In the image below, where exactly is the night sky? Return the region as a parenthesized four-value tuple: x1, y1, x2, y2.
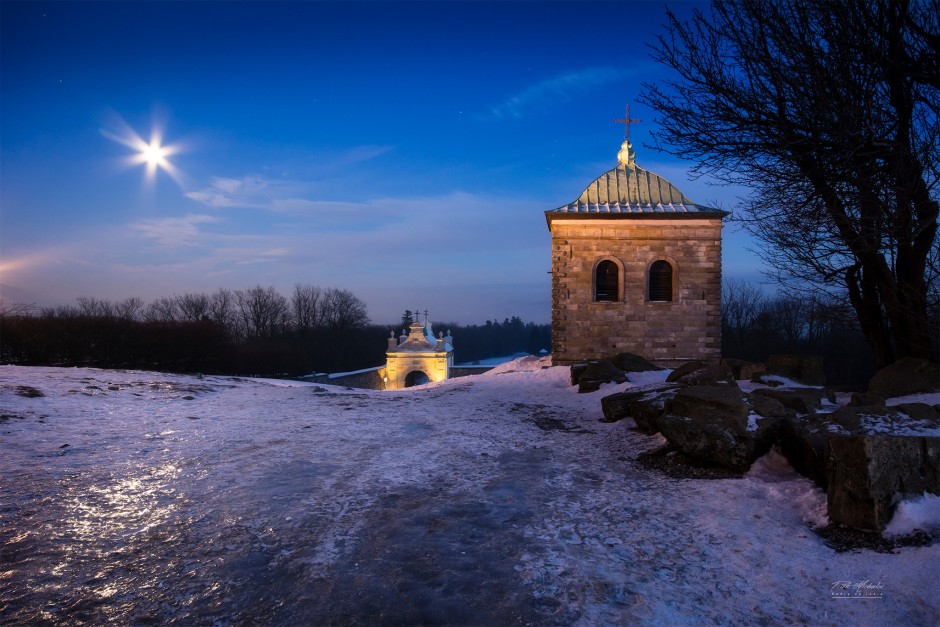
(1, 1, 757, 324)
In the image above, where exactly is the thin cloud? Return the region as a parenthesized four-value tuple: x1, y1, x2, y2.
(130, 214, 220, 247)
(485, 67, 634, 120)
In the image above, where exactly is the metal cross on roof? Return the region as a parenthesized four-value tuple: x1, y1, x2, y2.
(613, 105, 642, 141)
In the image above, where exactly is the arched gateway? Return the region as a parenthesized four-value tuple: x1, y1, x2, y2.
(383, 316, 454, 390)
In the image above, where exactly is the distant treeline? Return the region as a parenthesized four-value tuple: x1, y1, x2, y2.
(720, 279, 939, 387)
(0, 286, 550, 377)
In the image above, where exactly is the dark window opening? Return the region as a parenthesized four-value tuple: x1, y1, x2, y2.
(595, 260, 619, 302)
(649, 260, 673, 302)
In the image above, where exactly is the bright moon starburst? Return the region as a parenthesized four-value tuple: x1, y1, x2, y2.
(101, 115, 185, 186)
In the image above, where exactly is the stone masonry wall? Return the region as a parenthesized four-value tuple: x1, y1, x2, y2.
(550, 218, 723, 366)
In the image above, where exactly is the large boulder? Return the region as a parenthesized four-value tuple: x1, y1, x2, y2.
(751, 387, 830, 414)
(600, 383, 681, 432)
(610, 352, 661, 373)
(777, 414, 842, 489)
(656, 384, 781, 471)
(720, 358, 766, 381)
(666, 362, 736, 387)
(827, 403, 940, 433)
(777, 403, 940, 529)
(766, 354, 826, 386)
(868, 357, 939, 397)
(576, 360, 627, 393)
(827, 435, 940, 531)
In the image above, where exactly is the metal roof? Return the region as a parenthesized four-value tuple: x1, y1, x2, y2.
(545, 140, 727, 222)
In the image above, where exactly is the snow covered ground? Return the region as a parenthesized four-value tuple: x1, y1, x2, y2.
(1, 359, 938, 625)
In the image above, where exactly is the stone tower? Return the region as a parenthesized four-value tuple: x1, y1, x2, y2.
(545, 138, 727, 367)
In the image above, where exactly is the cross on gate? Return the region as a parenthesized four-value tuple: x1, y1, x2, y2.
(613, 105, 642, 141)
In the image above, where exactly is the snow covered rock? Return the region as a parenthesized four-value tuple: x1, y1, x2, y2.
(868, 357, 939, 398)
(777, 415, 839, 489)
(751, 387, 831, 414)
(575, 360, 627, 393)
(665, 361, 736, 387)
(765, 354, 825, 386)
(599, 383, 680, 430)
(656, 384, 781, 471)
(778, 404, 940, 531)
(827, 435, 940, 532)
(609, 352, 660, 373)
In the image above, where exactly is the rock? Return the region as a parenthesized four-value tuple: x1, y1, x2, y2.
(827, 404, 940, 434)
(868, 357, 939, 397)
(570, 363, 589, 386)
(665, 362, 736, 386)
(848, 392, 885, 407)
(666, 361, 707, 382)
(720, 358, 766, 381)
(777, 415, 844, 489)
(610, 352, 661, 373)
(751, 387, 828, 414)
(576, 360, 627, 393)
(894, 403, 940, 423)
(655, 384, 778, 471)
(827, 435, 940, 531)
(656, 410, 781, 472)
(746, 393, 792, 419)
(766, 354, 826, 386)
(667, 384, 749, 429)
(740, 362, 768, 381)
(719, 358, 746, 378)
(600, 384, 681, 431)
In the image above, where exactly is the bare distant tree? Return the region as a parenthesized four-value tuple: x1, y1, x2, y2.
(114, 297, 144, 321)
(175, 292, 211, 323)
(322, 288, 369, 330)
(208, 288, 236, 332)
(291, 284, 324, 332)
(234, 285, 289, 339)
(0, 300, 35, 316)
(142, 297, 180, 323)
(721, 279, 765, 338)
(77, 297, 115, 318)
(641, 0, 939, 367)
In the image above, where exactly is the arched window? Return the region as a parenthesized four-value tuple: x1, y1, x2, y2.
(595, 260, 619, 302)
(648, 260, 673, 302)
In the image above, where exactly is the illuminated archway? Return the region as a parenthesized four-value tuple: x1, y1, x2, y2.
(404, 370, 431, 387)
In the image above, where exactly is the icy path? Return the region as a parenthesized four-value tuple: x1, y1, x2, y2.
(1, 361, 938, 625)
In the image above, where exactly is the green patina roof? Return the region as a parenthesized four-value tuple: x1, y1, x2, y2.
(546, 141, 727, 220)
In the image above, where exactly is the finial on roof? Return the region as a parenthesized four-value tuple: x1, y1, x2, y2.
(617, 140, 636, 166)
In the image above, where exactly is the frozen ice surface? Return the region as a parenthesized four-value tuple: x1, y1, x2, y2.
(1, 361, 938, 625)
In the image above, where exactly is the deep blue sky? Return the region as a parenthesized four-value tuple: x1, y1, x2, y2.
(1, 1, 757, 324)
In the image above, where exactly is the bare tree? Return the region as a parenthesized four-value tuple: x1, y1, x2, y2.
(291, 284, 324, 332)
(721, 278, 765, 339)
(208, 288, 236, 333)
(641, 0, 939, 367)
(234, 285, 289, 339)
(142, 297, 180, 323)
(0, 301, 35, 316)
(175, 292, 211, 323)
(77, 297, 115, 318)
(322, 288, 369, 330)
(114, 297, 144, 321)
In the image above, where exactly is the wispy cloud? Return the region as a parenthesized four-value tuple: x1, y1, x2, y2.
(130, 214, 221, 247)
(485, 67, 634, 120)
